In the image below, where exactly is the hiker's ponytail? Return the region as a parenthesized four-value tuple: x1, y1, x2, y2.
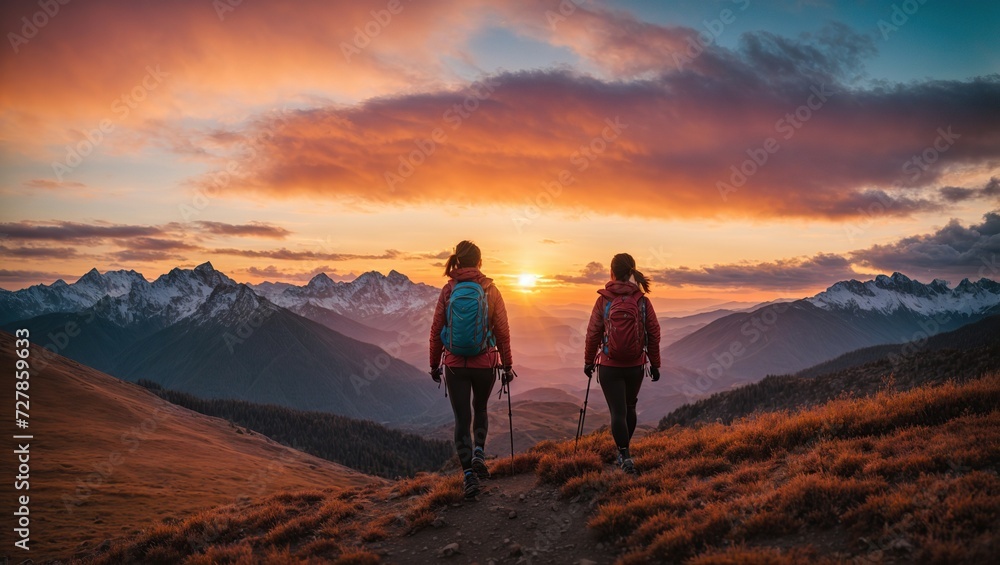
(610, 252, 651, 293)
(631, 267, 651, 294)
(443, 240, 482, 277)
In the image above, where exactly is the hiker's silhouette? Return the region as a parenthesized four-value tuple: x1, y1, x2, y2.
(583, 252, 661, 475)
(429, 240, 514, 498)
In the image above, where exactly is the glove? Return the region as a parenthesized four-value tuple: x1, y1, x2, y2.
(501, 365, 514, 385)
(430, 366, 443, 384)
(650, 367, 660, 382)
(584, 364, 595, 378)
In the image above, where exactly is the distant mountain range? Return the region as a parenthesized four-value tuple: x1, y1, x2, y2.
(3, 265, 997, 423)
(660, 313, 1000, 428)
(252, 270, 440, 368)
(664, 272, 1000, 393)
(0, 263, 441, 423)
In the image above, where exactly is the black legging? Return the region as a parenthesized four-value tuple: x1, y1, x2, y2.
(445, 366, 496, 470)
(598, 365, 644, 451)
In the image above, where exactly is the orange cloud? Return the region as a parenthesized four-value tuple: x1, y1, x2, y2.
(0, 0, 482, 155)
(197, 68, 1000, 220)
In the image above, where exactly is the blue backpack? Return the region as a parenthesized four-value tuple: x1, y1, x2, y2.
(441, 281, 494, 356)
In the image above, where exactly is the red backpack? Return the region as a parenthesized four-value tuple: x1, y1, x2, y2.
(601, 293, 647, 361)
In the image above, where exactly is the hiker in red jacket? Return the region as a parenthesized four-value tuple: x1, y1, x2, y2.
(429, 240, 514, 498)
(584, 253, 661, 475)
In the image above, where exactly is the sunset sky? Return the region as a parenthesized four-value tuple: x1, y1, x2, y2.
(1, 0, 998, 305)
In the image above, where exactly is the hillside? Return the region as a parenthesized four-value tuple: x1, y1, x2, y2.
(659, 315, 1000, 428)
(84, 373, 1000, 563)
(138, 381, 453, 479)
(0, 330, 376, 562)
(796, 313, 1000, 378)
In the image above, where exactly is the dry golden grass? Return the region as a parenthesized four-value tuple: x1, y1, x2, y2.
(0, 333, 376, 561)
(569, 373, 1000, 563)
(81, 373, 999, 563)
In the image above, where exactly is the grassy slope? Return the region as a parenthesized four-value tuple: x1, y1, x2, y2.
(88, 373, 1000, 564)
(0, 332, 377, 562)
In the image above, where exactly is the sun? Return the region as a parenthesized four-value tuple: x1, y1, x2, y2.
(517, 274, 538, 288)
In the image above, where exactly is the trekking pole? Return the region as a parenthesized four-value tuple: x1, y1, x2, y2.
(500, 368, 516, 475)
(575, 373, 593, 451)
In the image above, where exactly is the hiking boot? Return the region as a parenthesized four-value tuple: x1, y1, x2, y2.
(463, 472, 481, 498)
(617, 453, 638, 476)
(471, 449, 491, 480)
(620, 457, 638, 475)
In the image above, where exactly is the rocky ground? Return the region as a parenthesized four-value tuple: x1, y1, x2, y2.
(374, 472, 618, 565)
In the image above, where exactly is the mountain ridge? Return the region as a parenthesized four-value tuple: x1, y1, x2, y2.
(664, 272, 1000, 390)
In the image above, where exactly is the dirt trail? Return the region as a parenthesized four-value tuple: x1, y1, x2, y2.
(373, 472, 619, 564)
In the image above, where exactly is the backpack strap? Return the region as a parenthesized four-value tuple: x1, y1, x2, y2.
(601, 298, 612, 355)
(640, 294, 648, 352)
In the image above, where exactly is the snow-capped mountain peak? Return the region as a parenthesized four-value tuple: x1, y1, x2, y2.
(193, 283, 275, 325)
(306, 273, 336, 291)
(0, 267, 148, 324)
(808, 273, 1000, 316)
(386, 269, 411, 285)
(265, 270, 439, 321)
(1, 263, 438, 328)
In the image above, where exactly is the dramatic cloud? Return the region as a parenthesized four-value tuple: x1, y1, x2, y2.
(212, 248, 404, 262)
(851, 210, 1000, 280)
(938, 178, 1000, 203)
(0, 245, 78, 259)
(21, 179, 87, 190)
(0, 221, 162, 242)
(205, 65, 1000, 220)
(553, 261, 607, 284)
(193, 221, 291, 239)
(635, 212, 1000, 291)
(0, 269, 76, 286)
(243, 265, 357, 283)
(653, 253, 864, 291)
(111, 249, 188, 263)
(0, 0, 480, 154)
(0, 220, 291, 244)
(118, 237, 200, 252)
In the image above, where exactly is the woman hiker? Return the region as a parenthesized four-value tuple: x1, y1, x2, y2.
(584, 253, 662, 475)
(429, 240, 514, 498)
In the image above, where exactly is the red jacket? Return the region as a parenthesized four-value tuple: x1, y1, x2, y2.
(429, 267, 513, 369)
(584, 280, 661, 368)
